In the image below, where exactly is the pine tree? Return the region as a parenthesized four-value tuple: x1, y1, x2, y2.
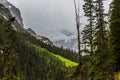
(81, 26, 91, 54)
(110, 0, 120, 72)
(82, 0, 95, 62)
(88, 0, 115, 80)
(82, 0, 95, 79)
(83, 0, 94, 55)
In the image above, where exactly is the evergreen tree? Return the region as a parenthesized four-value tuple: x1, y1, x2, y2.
(82, 1, 96, 79)
(81, 26, 90, 55)
(83, 0, 95, 55)
(88, 0, 115, 80)
(110, 0, 120, 72)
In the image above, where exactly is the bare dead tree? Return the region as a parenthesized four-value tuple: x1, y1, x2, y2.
(74, 0, 83, 80)
(74, 0, 81, 65)
(74, 0, 82, 65)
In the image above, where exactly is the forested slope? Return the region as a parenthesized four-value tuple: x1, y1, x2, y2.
(0, 12, 79, 80)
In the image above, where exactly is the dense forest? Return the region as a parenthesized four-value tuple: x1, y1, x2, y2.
(75, 0, 120, 80)
(0, 14, 79, 80)
(0, 0, 120, 80)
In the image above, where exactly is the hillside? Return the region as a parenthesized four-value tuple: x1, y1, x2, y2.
(0, 8, 79, 80)
(15, 38, 78, 80)
(14, 27, 79, 80)
(27, 41, 78, 67)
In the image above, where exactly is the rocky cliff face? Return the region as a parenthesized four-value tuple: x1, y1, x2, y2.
(0, 0, 53, 46)
(0, 0, 78, 50)
(26, 28, 53, 45)
(0, 3, 11, 16)
(0, 0, 23, 26)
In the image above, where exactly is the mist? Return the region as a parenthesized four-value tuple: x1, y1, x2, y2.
(8, 0, 111, 40)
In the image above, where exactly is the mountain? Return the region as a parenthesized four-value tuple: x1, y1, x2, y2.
(0, 0, 78, 54)
(26, 28, 53, 45)
(0, 1, 79, 80)
(0, 0, 78, 51)
(0, 3, 11, 16)
(0, 13, 78, 80)
(0, 0, 54, 46)
(52, 29, 78, 51)
(60, 29, 75, 36)
(53, 38, 77, 51)
(26, 28, 36, 35)
(0, 0, 23, 26)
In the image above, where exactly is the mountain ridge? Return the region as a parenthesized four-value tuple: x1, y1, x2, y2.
(0, 0, 54, 46)
(0, 0, 23, 26)
(0, 5, 78, 80)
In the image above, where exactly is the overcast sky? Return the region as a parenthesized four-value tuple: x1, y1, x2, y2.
(8, 0, 112, 40)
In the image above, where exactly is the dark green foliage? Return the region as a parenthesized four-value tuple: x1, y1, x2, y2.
(11, 16, 78, 80)
(82, 1, 95, 79)
(110, 0, 120, 72)
(0, 13, 78, 79)
(15, 34, 76, 80)
(15, 31, 78, 63)
(81, 0, 116, 80)
(88, 0, 115, 79)
(0, 14, 20, 80)
(82, 0, 95, 48)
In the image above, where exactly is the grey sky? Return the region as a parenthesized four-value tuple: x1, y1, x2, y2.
(8, 0, 112, 40)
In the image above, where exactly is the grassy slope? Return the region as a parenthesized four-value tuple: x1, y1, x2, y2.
(26, 41, 78, 67)
(51, 53, 78, 67)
